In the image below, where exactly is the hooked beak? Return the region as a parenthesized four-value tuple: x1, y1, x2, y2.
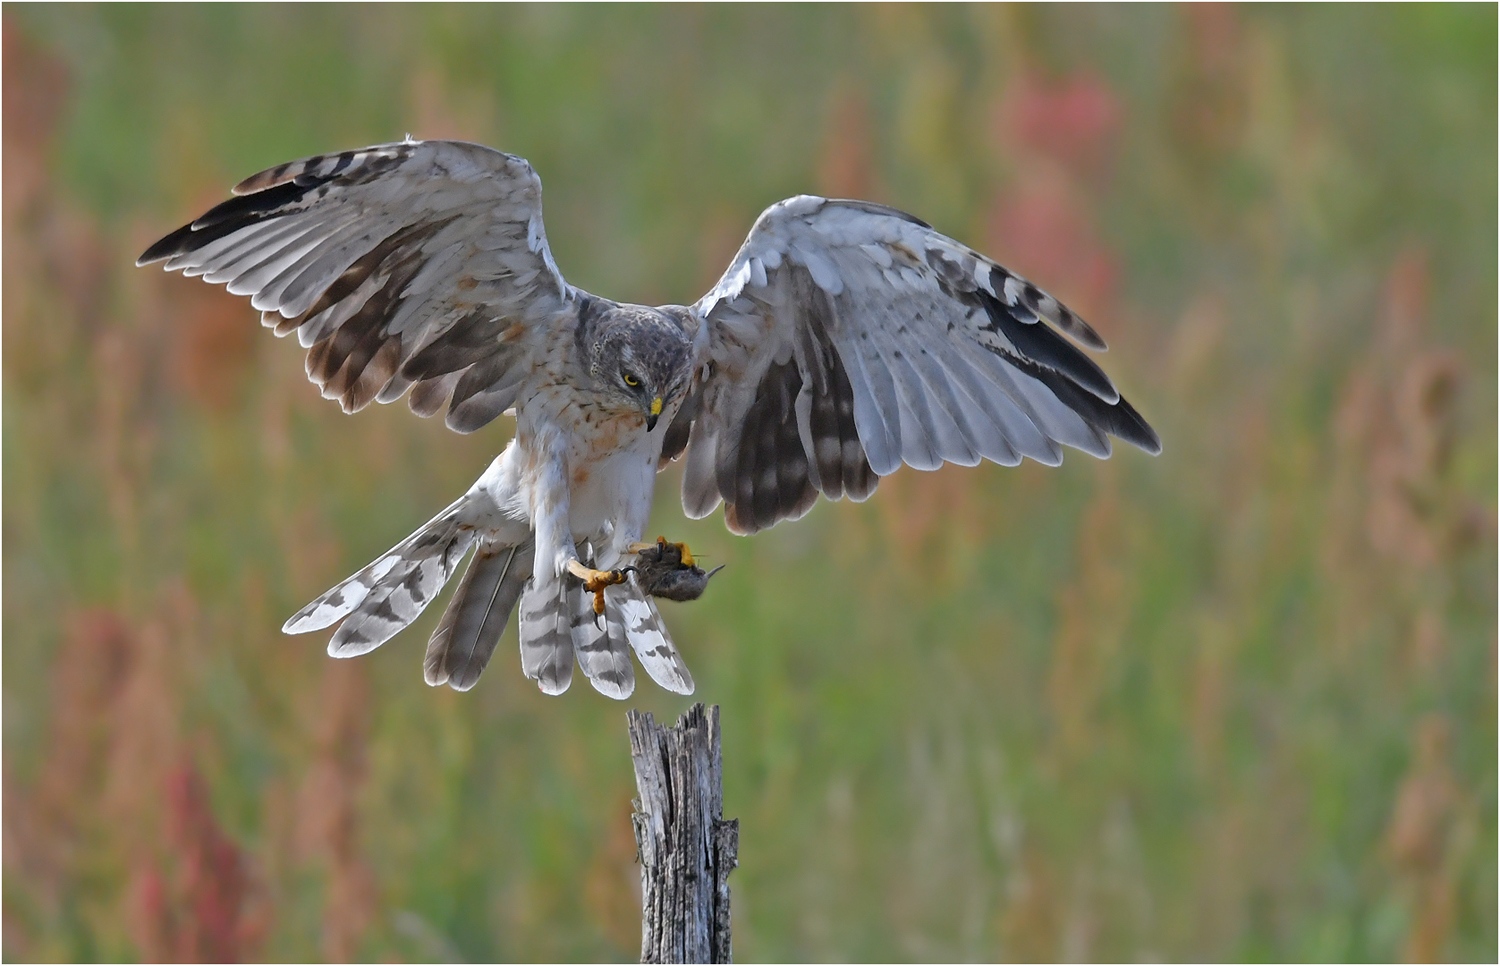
(646, 396, 663, 432)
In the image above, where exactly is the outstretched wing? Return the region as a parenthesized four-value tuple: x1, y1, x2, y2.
(138, 139, 577, 432)
(672, 195, 1161, 535)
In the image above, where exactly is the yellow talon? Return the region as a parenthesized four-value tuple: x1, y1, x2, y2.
(566, 559, 628, 614)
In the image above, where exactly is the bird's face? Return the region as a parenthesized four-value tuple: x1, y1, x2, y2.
(586, 305, 694, 431)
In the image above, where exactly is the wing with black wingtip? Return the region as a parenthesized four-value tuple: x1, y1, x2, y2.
(674, 195, 1160, 535)
(139, 138, 584, 432)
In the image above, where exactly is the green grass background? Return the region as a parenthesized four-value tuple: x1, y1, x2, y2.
(4, 5, 1495, 962)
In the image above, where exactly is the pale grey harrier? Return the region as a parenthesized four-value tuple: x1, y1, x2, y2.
(139, 139, 1160, 699)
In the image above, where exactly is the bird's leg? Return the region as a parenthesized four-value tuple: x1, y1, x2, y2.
(626, 535, 696, 568)
(526, 436, 628, 616)
(567, 559, 628, 615)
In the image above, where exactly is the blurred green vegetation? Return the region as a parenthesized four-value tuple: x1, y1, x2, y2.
(3, 5, 1495, 962)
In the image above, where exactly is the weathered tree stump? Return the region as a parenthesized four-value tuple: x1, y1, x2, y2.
(627, 704, 739, 964)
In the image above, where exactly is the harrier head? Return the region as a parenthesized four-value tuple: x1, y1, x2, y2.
(581, 301, 694, 430)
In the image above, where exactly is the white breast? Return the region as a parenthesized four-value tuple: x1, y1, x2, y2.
(517, 380, 675, 567)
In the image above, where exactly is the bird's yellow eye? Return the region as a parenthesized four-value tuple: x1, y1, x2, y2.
(623, 373, 640, 388)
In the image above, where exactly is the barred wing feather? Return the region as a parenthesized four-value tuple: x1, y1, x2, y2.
(678, 195, 1160, 535)
(137, 139, 576, 432)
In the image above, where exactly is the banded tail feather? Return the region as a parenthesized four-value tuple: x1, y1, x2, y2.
(512, 548, 696, 700)
(605, 574, 695, 695)
(283, 497, 474, 651)
(283, 506, 699, 696)
(517, 568, 575, 695)
(281, 495, 537, 692)
(570, 544, 635, 699)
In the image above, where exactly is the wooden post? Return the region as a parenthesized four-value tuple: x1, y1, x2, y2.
(627, 703, 739, 964)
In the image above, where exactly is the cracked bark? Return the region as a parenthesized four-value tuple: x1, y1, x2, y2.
(628, 704, 739, 964)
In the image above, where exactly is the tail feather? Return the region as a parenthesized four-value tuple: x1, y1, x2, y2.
(284, 502, 699, 697)
(423, 538, 533, 691)
(326, 535, 472, 658)
(517, 571, 574, 695)
(572, 582, 635, 700)
(285, 502, 474, 658)
(605, 574, 695, 695)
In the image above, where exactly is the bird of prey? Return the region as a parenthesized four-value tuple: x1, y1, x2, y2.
(139, 138, 1160, 699)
